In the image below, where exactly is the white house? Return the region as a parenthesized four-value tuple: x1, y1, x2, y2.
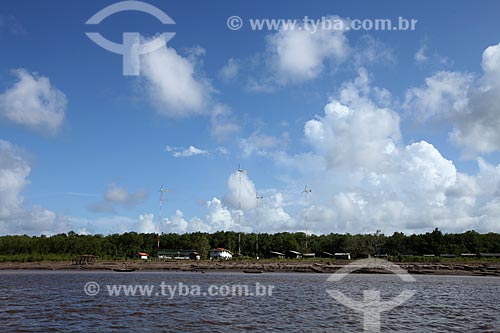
(137, 252, 149, 260)
(210, 248, 233, 260)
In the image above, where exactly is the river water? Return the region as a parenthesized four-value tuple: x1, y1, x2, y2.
(0, 271, 498, 332)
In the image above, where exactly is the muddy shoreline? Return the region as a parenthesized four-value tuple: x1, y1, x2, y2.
(0, 260, 499, 276)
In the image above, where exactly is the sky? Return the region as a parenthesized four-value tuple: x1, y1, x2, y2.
(1, 0, 500, 236)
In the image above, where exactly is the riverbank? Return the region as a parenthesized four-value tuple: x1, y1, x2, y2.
(0, 260, 499, 276)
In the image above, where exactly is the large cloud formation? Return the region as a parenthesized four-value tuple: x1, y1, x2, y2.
(4, 40, 500, 237)
(136, 47, 500, 236)
(275, 63, 500, 235)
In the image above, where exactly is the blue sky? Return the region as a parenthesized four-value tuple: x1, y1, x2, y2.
(1, 0, 500, 236)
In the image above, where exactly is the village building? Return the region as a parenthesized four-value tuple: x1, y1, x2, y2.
(209, 248, 233, 260)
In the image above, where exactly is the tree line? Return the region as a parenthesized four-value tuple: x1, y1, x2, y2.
(0, 228, 498, 261)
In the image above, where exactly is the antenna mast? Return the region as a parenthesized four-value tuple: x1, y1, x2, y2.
(237, 164, 246, 256)
(157, 185, 168, 250)
(256, 194, 263, 259)
(302, 185, 312, 253)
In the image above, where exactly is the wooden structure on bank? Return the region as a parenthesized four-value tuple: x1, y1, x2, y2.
(72, 254, 96, 265)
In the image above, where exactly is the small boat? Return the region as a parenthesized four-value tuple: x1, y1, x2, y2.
(243, 269, 263, 274)
(113, 267, 136, 272)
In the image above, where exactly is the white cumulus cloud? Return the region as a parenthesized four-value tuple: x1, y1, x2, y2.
(142, 46, 213, 117)
(266, 17, 350, 84)
(0, 69, 66, 134)
(305, 68, 400, 172)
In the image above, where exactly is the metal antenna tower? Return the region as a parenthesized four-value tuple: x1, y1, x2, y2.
(302, 185, 312, 253)
(237, 164, 246, 255)
(255, 194, 263, 259)
(157, 185, 168, 250)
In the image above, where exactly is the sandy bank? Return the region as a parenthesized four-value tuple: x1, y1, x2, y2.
(0, 260, 499, 276)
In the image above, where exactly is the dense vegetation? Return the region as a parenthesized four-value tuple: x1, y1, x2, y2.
(0, 228, 499, 262)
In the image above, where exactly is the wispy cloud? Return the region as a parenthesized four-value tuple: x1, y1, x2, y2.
(88, 183, 148, 213)
(219, 58, 239, 81)
(0, 14, 26, 36)
(407, 42, 500, 156)
(165, 145, 209, 158)
(210, 104, 240, 142)
(65, 192, 99, 198)
(165, 145, 230, 158)
(414, 41, 451, 66)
